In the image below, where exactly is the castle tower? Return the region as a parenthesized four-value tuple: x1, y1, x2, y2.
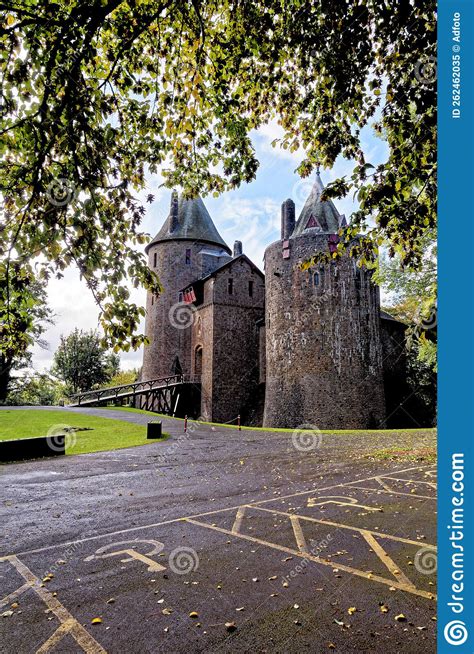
(142, 193, 231, 381)
(262, 172, 386, 429)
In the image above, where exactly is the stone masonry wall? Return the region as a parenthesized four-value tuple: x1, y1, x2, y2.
(142, 240, 225, 381)
(263, 233, 386, 429)
(195, 257, 265, 423)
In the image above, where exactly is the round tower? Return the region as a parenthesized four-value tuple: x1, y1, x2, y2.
(263, 172, 385, 430)
(142, 192, 231, 381)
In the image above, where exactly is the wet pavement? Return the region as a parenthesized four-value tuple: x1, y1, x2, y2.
(0, 408, 437, 653)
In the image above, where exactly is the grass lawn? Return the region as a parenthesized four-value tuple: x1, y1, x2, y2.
(103, 405, 155, 415)
(0, 409, 169, 456)
(105, 407, 438, 437)
(365, 446, 437, 463)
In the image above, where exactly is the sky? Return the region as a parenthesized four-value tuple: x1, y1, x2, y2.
(31, 120, 389, 373)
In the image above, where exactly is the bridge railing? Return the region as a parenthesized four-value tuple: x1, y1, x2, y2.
(68, 375, 185, 406)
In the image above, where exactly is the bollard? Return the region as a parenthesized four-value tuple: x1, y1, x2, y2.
(238, 414, 241, 431)
(184, 415, 188, 433)
(147, 421, 162, 439)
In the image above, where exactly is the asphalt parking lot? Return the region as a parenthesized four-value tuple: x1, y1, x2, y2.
(0, 408, 437, 653)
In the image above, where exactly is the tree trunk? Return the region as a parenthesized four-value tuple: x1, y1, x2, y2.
(0, 356, 12, 403)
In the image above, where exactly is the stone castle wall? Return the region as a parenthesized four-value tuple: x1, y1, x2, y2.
(263, 232, 386, 429)
(193, 258, 264, 422)
(142, 240, 226, 381)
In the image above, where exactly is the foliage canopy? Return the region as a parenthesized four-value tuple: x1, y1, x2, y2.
(51, 328, 120, 394)
(1, 0, 436, 358)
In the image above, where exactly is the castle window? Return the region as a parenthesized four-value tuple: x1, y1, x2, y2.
(185, 248, 191, 265)
(153, 252, 157, 267)
(178, 292, 183, 302)
(248, 280, 254, 297)
(228, 278, 234, 295)
(309, 270, 320, 287)
(194, 346, 203, 378)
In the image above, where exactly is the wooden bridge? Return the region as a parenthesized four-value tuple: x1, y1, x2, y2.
(67, 375, 200, 415)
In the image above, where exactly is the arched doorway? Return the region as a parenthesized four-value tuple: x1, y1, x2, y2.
(172, 356, 183, 376)
(194, 346, 203, 379)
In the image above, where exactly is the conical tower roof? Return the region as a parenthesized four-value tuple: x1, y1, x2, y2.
(291, 171, 342, 237)
(146, 193, 231, 254)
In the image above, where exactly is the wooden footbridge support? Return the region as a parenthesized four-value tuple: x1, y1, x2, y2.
(67, 375, 200, 416)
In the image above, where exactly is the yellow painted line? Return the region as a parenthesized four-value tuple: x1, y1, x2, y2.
(36, 618, 76, 654)
(361, 530, 416, 590)
(290, 516, 309, 554)
(232, 507, 246, 534)
(374, 476, 396, 493)
(185, 519, 436, 600)
(347, 485, 435, 500)
(307, 496, 383, 512)
(0, 581, 32, 609)
(382, 476, 438, 491)
(383, 476, 437, 487)
(253, 464, 434, 506)
(7, 556, 107, 654)
(100, 549, 166, 573)
(1, 463, 434, 560)
(246, 505, 436, 548)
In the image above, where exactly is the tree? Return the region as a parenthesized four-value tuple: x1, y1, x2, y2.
(105, 368, 139, 387)
(377, 229, 437, 371)
(1, 1, 436, 359)
(5, 372, 65, 406)
(376, 229, 436, 423)
(0, 276, 53, 402)
(51, 328, 120, 394)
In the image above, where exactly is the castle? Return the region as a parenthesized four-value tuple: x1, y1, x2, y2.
(142, 172, 411, 430)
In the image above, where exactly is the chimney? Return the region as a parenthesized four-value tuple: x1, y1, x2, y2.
(233, 240, 243, 257)
(169, 191, 179, 232)
(281, 199, 295, 240)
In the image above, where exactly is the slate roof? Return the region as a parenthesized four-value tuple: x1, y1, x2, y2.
(291, 172, 342, 236)
(179, 254, 264, 294)
(146, 194, 231, 254)
(380, 310, 406, 326)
